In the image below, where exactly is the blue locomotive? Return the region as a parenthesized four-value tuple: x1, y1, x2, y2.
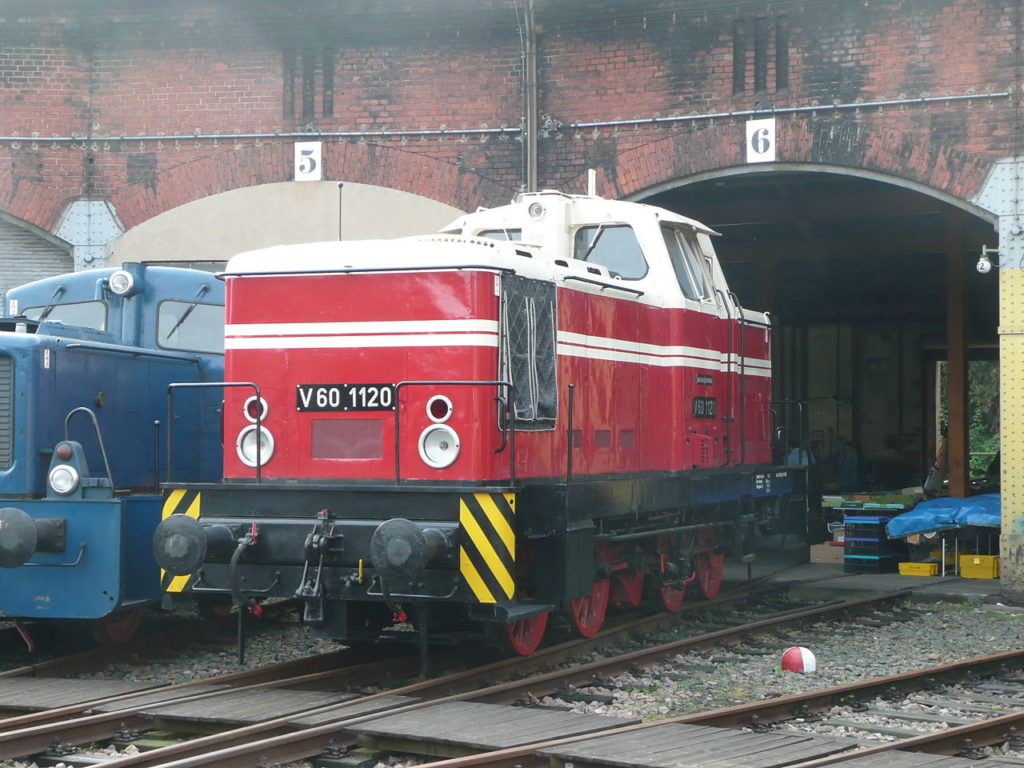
(0, 263, 223, 644)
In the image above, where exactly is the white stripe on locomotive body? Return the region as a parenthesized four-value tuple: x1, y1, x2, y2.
(225, 320, 770, 375)
(225, 319, 500, 337)
(225, 332, 500, 351)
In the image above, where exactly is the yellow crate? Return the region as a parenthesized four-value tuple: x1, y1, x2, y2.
(899, 562, 938, 576)
(960, 554, 1000, 579)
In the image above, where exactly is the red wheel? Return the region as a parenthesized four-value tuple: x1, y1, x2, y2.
(604, 544, 643, 609)
(649, 534, 688, 612)
(694, 525, 725, 599)
(696, 552, 725, 598)
(611, 568, 645, 609)
(92, 608, 143, 645)
(568, 577, 610, 637)
(656, 579, 687, 612)
(500, 611, 549, 656)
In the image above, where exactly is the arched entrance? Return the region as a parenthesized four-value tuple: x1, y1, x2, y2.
(640, 165, 997, 534)
(108, 181, 465, 268)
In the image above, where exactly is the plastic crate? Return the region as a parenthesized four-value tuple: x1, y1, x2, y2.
(899, 562, 939, 576)
(960, 554, 1000, 579)
(845, 538, 905, 556)
(843, 518, 891, 539)
(844, 555, 900, 574)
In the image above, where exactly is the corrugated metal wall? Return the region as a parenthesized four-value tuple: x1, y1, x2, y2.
(0, 217, 73, 297)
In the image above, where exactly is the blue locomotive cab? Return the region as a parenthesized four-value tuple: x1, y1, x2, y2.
(0, 263, 224, 642)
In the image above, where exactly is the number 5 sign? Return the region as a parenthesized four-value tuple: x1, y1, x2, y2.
(294, 141, 323, 181)
(745, 118, 776, 163)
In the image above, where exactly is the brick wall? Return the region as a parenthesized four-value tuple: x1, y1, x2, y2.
(0, 0, 1017, 232)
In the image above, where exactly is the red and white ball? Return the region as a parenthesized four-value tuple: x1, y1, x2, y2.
(781, 646, 816, 674)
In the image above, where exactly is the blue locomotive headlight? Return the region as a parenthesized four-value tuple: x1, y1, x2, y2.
(236, 425, 274, 467)
(418, 424, 460, 468)
(48, 464, 80, 495)
(108, 270, 136, 296)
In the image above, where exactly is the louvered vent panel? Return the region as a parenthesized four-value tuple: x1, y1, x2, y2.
(0, 357, 14, 470)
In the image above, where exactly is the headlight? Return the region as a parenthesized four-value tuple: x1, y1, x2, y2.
(426, 394, 453, 423)
(418, 424, 460, 469)
(108, 270, 136, 296)
(243, 395, 268, 423)
(236, 425, 274, 467)
(48, 464, 80, 495)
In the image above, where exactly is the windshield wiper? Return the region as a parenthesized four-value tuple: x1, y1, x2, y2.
(164, 284, 209, 340)
(580, 225, 606, 262)
(36, 286, 66, 323)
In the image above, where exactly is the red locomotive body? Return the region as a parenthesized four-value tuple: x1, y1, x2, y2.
(156, 192, 801, 655)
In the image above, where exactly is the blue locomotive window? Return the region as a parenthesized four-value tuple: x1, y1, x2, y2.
(661, 225, 712, 302)
(157, 301, 224, 354)
(23, 300, 107, 330)
(573, 224, 647, 279)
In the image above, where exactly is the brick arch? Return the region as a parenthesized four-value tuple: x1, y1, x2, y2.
(111, 141, 517, 230)
(579, 119, 995, 214)
(0, 177, 70, 234)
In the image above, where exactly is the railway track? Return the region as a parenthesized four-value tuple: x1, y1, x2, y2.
(0, 588, 908, 768)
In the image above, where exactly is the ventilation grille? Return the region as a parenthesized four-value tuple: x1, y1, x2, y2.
(0, 357, 13, 470)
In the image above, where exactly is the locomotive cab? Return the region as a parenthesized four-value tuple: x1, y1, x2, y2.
(0, 264, 224, 642)
(155, 192, 798, 656)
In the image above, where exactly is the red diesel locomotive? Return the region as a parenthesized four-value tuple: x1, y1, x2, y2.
(153, 191, 803, 655)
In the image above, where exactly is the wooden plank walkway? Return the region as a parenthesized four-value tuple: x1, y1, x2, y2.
(538, 722, 852, 768)
(838, 755, 1024, 768)
(291, 694, 419, 727)
(139, 688, 360, 726)
(0, 678, 160, 711)
(349, 701, 640, 758)
(90, 685, 229, 712)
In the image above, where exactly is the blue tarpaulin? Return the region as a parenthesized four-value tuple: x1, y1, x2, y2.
(886, 494, 1001, 538)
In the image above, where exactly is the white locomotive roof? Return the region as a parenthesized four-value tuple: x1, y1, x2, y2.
(221, 191, 759, 317)
(226, 234, 546, 278)
(225, 192, 716, 278)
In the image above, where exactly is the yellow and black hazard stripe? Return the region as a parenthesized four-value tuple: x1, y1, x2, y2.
(459, 492, 516, 604)
(160, 488, 201, 593)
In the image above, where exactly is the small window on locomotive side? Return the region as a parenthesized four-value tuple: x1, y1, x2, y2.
(661, 226, 711, 301)
(157, 300, 225, 354)
(573, 224, 648, 279)
(23, 300, 107, 330)
(478, 229, 523, 241)
(500, 274, 557, 431)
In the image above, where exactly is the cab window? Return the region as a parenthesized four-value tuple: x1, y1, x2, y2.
(573, 224, 647, 279)
(661, 226, 713, 301)
(478, 229, 522, 241)
(23, 301, 107, 330)
(158, 301, 224, 354)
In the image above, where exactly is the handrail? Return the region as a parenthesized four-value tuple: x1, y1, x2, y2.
(63, 406, 115, 490)
(63, 342, 213, 361)
(393, 380, 515, 485)
(561, 274, 645, 296)
(167, 381, 261, 483)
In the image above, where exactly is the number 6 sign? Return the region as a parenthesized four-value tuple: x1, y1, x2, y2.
(745, 118, 776, 164)
(294, 141, 323, 181)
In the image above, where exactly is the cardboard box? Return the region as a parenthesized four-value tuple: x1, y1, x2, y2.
(810, 543, 844, 564)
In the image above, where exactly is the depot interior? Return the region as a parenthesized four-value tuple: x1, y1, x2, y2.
(645, 172, 1000, 566)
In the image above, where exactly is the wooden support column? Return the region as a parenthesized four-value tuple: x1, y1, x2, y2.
(945, 212, 970, 498)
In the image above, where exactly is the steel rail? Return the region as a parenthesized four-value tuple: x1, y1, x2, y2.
(283, 645, 1024, 768)
(18, 582, 789, 767)
(98, 592, 909, 768)
(0, 646, 423, 758)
